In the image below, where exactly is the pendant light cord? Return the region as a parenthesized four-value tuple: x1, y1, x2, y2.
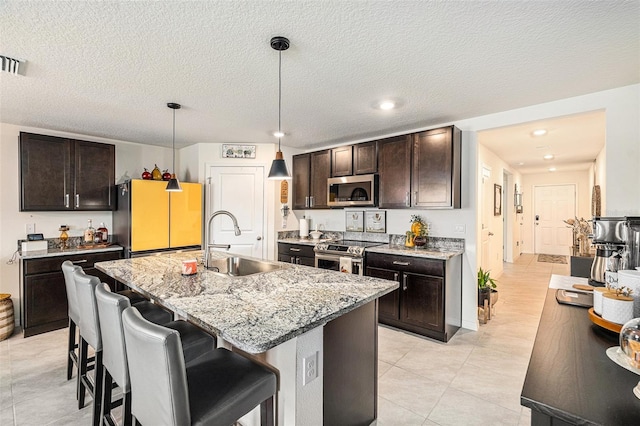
(278, 49, 282, 151)
(172, 108, 176, 172)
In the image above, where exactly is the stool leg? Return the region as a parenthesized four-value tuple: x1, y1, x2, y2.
(101, 368, 113, 426)
(78, 338, 88, 409)
(67, 319, 76, 380)
(123, 391, 132, 426)
(260, 395, 275, 426)
(93, 351, 104, 426)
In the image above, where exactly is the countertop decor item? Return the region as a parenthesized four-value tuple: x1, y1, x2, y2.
(310, 230, 322, 240)
(364, 211, 386, 233)
(151, 164, 162, 180)
(0, 294, 14, 341)
(58, 225, 69, 249)
(165, 103, 183, 191)
(141, 168, 151, 179)
(267, 36, 292, 180)
(346, 211, 364, 232)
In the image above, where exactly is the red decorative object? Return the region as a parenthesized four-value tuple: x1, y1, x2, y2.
(162, 169, 172, 181)
(141, 168, 152, 180)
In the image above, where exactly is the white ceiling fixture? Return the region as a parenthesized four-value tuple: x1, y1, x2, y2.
(549, 167, 557, 172)
(378, 101, 396, 110)
(532, 129, 548, 136)
(543, 154, 554, 160)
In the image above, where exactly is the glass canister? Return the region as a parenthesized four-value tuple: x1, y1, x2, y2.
(620, 318, 640, 369)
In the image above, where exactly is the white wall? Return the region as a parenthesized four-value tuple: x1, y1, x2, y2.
(520, 170, 591, 253)
(0, 122, 173, 320)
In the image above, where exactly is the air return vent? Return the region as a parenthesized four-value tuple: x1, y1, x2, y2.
(1, 55, 25, 75)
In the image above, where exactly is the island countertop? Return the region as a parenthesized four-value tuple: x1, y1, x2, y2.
(95, 251, 398, 354)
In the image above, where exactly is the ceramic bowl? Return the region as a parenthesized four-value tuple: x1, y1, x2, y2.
(310, 231, 323, 240)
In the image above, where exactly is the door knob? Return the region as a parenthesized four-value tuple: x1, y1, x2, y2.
(256, 236, 262, 241)
(488, 232, 494, 236)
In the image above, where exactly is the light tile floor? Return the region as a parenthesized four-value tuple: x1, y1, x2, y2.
(0, 253, 568, 425)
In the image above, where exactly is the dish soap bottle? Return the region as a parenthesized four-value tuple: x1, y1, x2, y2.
(98, 223, 108, 243)
(84, 219, 95, 244)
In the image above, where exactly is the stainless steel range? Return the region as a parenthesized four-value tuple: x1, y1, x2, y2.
(314, 240, 384, 275)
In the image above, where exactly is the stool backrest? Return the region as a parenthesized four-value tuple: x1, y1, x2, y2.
(61, 261, 81, 324)
(73, 269, 102, 351)
(122, 306, 190, 426)
(95, 283, 132, 391)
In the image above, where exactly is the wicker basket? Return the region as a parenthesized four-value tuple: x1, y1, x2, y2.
(0, 294, 15, 341)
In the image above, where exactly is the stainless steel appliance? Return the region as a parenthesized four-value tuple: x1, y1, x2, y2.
(314, 240, 383, 275)
(327, 174, 378, 207)
(621, 216, 640, 270)
(590, 216, 626, 285)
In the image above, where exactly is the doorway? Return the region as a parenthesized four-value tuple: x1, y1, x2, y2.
(533, 184, 576, 255)
(206, 166, 266, 258)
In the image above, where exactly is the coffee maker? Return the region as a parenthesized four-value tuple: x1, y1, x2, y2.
(622, 217, 640, 270)
(590, 216, 626, 285)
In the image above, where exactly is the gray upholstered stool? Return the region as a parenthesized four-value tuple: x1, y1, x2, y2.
(122, 307, 277, 426)
(95, 283, 217, 426)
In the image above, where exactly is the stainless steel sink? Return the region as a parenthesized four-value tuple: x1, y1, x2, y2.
(206, 256, 288, 277)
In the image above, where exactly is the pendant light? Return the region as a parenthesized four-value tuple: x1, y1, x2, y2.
(166, 102, 183, 192)
(267, 36, 292, 180)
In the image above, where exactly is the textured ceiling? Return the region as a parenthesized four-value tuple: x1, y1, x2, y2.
(1, 1, 638, 172)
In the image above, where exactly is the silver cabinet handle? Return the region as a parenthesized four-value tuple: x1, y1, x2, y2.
(256, 236, 262, 241)
(65, 194, 69, 208)
(393, 260, 410, 266)
(310, 196, 314, 208)
(393, 272, 399, 281)
(289, 248, 301, 252)
(405, 192, 410, 207)
(305, 196, 309, 208)
(72, 259, 88, 264)
(402, 275, 408, 291)
(296, 257, 301, 264)
(414, 191, 418, 204)
(75, 194, 80, 208)
(290, 256, 295, 263)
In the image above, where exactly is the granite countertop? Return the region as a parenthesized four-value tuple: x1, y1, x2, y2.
(19, 245, 124, 259)
(366, 244, 464, 260)
(277, 237, 334, 246)
(95, 251, 398, 354)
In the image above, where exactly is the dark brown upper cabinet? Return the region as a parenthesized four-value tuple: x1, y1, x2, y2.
(378, 135, 412, 208)
(378, 126, 461, 209)
(20, 132, 115, 211)
(331, 146, 353, 177)
(292, 150, 331, 209)
(353, 141, 377, 175)
(411, 126, 461, 209)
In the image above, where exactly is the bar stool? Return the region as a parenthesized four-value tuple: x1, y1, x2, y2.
(95, 283, 218, 426)
(122, 307, 277, 426)
(62, 261, 146, 383)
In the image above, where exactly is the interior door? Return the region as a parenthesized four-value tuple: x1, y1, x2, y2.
(480, 165, 493, 271)
(534, 184, 576, 255)
(207, 166, 265, 258)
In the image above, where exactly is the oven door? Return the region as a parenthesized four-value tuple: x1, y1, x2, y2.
(315, 253, 363, 275)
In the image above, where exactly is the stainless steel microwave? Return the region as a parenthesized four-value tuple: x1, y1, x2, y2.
(327, 174, 378, 207)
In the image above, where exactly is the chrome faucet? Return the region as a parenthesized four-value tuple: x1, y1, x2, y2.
(204, 210, 241, 269)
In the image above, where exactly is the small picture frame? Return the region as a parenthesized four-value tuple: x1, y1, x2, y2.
(494, 184, 502, 216)
(346, 211, 364, 232)
(364, 211, 386, 233)
(221, 144, 256, 159)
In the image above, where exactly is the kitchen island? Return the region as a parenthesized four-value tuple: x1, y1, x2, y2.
(521, 288, 640, 425)
(96, 250, 398, 426)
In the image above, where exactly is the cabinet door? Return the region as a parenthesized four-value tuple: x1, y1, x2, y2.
(292, 154, 311, 209)
(309, 150, 331, 209)
(297, 256, 316, 267)
(74, 140, 115, 210)
(169, 182, 202, 248)
(401, 272, 444, 332)
(366, 266, 400, 320)
(24, 272, 68, 329)
(331, 146, 353, 177)
(378, 135, 412, 208)
(20, 133, 72, 211)
(354, 141, 377, 175)
(412, 126, 461, 208)
(131, 180, 170, 251)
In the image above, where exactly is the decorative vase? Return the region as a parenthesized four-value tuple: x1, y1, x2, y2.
(405, 232, 415, 248)
(414, 236, 427, 247)
(151, 164, 162, 180)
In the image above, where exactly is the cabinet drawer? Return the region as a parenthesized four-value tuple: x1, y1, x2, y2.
(366, 253, 444, 277)
(23, 250, 122, 275)
(278, 243, 315, 259)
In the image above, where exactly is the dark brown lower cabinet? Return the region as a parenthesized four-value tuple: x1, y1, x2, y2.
(277, 242, 315, 267)
(21, 249, 123, 337)
(365, 252, 461, 342)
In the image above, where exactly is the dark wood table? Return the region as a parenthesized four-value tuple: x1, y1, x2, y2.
(521, 288, 640, 425)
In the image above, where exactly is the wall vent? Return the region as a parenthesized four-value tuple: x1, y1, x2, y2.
(1, 55, 25, 75)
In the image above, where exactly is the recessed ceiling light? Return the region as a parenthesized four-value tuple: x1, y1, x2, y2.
(273, 131, 285, 138)
(518, 162, 525, 166)
(549, 167, 556, 172)
(532, 129, 547, 136)
(543, 154, 554, 160)
(379, 101, 395, 110)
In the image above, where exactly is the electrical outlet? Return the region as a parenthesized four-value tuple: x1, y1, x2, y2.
(454, 224, 465, 233)
(302, 351, 318, 385)
(26, 223, 36, 234)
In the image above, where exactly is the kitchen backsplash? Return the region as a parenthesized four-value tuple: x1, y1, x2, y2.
(278, 230, 464, 250)
(17, 236, 110, 251)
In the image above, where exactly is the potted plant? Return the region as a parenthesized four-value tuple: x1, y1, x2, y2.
(478, 267, 498, 308)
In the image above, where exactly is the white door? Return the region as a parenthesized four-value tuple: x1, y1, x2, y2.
(534, 184, 575, 255)
(207, 166, 265, 258)
(480, 165, 493, 271)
